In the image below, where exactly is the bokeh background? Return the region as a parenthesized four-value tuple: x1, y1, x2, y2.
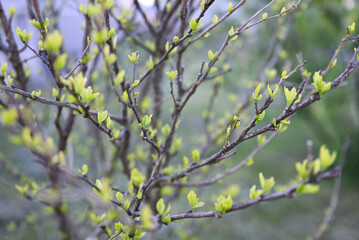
(0, 0, 358, 239)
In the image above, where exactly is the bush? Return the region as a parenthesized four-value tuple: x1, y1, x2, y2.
(0, 0, 358, 239)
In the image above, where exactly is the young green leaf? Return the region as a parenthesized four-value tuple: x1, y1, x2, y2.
(259, 172, 275, 193)
(252, 84, 262, 101)
(54, 54, 68, 71)
(249, 185, 262, 199)
(215, 195, 233, 214)
(228, 2, 233, 13)
(208, 50, 217, 62)
(44, 30, 63, 53)
(212, 14, 218, 24)
(1, 62, 8, 76)
(97, 110, 108, 125)
(255, 111, 265, 124)
(296, 184, 320, 194)
(166, 70, 178, 81)
(7, 76, 14, 87)
(267, 84, 278, 99)
(187, 190, 205, 209)
(284, 87, 301, 107)
(262, 12, 268, 20)
(200, 0, 205, 11)
(347, 22, 355, 35)
(156, 198, 171, 216)
(318, 145, 337, 171)
(189, 17, 202, 32)
(228, 26, 238, 41)
(130, 168, 145, 186)
(116, 191, 123, 203)
(161, 124, 171, 136)
(81, 164, 88, 175)
(128, 52, 139, 63)
(192, 149, 200, 163)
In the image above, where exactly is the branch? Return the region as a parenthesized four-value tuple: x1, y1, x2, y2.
(0, 84, 125, 124)
(312, 139, 351, 240)
(170, 167, 341, 221)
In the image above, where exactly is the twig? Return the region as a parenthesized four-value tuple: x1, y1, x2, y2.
(312, 139, 351, 240)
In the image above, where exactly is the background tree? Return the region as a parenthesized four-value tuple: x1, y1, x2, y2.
(0, 0, 358, 239)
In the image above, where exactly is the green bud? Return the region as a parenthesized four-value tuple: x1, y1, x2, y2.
(348, 22, 355, 35)
(9, 6, 15, 17)
(189, 17, 202, 32)
(97, 110, 108, 125)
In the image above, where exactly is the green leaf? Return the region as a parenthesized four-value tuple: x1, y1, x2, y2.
(252, 84, 262, 101)
(15, 184, 29, 195)
(200, 0, 205, 11)
(267, 84, 278, 99)
(128, 52, 139, 63)
(212, 15, 218, 24)
(249, 185, 262, 199)
(192, 149, 200, 163)
(228, 26, 238, 41)
(280, 7, 286, 16)
(318, 145, 337, 171)
(54, 54, 68, 71)
(156, 199, 166, 215)
(115, 221, 124, 232)
(97, 110, 108, 125)
(107, 28, 116, 39)
(162, 215, 171, 224)
(295, 160, 309, 179)
(146, 56, 154, 69)
(284, 87, 301, 107)
(106, 117, 114, 129)
(130, 168, 145, 186)
(161, 124, 171, 136)
(132, 80, 140, 88)
(187, 190, 205, 209)
(208, 50, 217, 62)
(1, 62, 8, 75)
(29, 19, 41, 30)
(262, 12, 268, 20)
(189, 17, 202, 32)
(52, 88, 58, 98)
(7, 75, 14, 87)
(114, 70, 125, 86)
(81, 164, 88, 175)
(330, 58, 337, 69)
(183, 156, 189, 168)
(44, 30, 63, 53)
(296, 184, 320, 194)
(228, 2, 233, 13)
(348, 22, 355, 35)
(9, 6, 15, 17)
(281, 70, 288, 79)
(122, 91, 129, 102)
(140, 114, 152, 129)
(215, 195, 233, 214)
(80, 86, 99, 104)
(69, 72, 87, 94)
(166, 70, 178, 81)
(259, 172, 275, 193)
(255, 111, 265, 124)
(1, 107, 18, 126)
